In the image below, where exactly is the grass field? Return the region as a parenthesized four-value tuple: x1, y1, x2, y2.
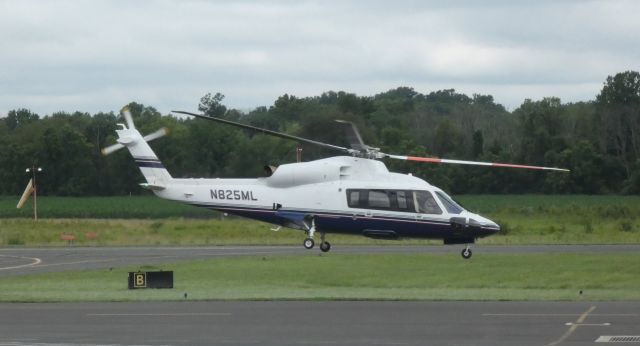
(0, 195, 213, 219)
(1, 195, 639, 246)
(3, 196, 637, 303)
(1, 253, 638, 302)
(3, 194, 639, 219)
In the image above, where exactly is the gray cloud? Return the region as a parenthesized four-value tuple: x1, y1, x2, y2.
(1, 0, 639, 116)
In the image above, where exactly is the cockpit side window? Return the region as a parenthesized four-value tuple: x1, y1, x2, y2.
(435, 191, 464, 214)
(414, 191, 443, 214)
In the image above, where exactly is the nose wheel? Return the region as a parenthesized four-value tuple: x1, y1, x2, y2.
(461, 246, 472, 259)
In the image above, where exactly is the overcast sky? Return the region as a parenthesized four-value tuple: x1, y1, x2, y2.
(1, 0, 639, 117)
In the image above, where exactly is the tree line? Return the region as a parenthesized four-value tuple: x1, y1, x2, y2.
(1, 71, 639, 196)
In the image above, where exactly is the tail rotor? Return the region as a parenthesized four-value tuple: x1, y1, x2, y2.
(101, 107, 169, 156)
(123, 107, 135, 130)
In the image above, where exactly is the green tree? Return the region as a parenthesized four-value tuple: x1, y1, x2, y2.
(516, 97, 568, 164)
(36, 125, 95, 195)
(6, 109, 39, 130)
(199, 93, 229, 118)
(472, 130, 484, 158)
(433, 118, 462, 156)
(596, 71, 640, 180)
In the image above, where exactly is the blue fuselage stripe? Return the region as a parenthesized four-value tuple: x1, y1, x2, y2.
(185, 202, 497, 240)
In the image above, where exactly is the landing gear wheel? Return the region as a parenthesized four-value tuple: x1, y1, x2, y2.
(303, 238, 315, 250)
(461, 247, 472, 259)
(320, 241, 331, 253)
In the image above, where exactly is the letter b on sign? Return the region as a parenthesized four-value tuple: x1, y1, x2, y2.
(128, 272, 147, 289)
(134, 273, 146, 288)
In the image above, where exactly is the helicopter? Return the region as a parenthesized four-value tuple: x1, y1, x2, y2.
(102, 107, 569, 259)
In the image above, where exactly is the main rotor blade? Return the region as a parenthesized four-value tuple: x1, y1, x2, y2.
(173, 111, 353, 154)
(386, 155, 570, 172)
(335, 120, 368, 152)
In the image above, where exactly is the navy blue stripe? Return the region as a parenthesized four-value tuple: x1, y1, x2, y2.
(183, 201, 498, 239)
(136, 161, 165, 168)
(188, 202, 451, 226)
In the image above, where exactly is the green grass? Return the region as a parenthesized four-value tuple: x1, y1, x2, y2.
(1, 216, 639, 246)
(3, 194, 639, 220)
(458, 195, 640, 216)
(1, 253, 639, 302)
(0, 218, 405, 246)
(1, 194, 639, 246)
(0, 195, 213, 219)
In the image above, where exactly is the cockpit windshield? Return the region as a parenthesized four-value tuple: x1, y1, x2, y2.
(434, 191, 465, 214)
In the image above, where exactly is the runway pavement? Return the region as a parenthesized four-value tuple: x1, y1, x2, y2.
(1, 244, 639, 277)
(2, 246, 639, 345)
(0, 301, 639, 346)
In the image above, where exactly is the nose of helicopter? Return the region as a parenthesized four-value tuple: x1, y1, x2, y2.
(471, 213, 501, 235)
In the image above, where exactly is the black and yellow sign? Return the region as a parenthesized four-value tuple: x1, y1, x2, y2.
(128, 271, 173, 289)
(133, 272, 147, 288)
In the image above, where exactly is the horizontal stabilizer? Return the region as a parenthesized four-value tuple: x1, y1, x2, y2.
(139, 183, 166, 191)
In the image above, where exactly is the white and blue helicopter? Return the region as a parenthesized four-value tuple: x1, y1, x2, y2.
(102, 108, 569, 259)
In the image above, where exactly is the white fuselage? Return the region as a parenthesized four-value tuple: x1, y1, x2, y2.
(153, 156, 500, 241)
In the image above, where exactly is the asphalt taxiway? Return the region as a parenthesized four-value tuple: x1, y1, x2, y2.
(1, 245, 639, 345)
(0, 301, 639, 346)
(1, 244, 639, 277)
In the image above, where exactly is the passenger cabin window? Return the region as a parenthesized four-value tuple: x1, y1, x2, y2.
(346, 189, 441, 214)
(396, 191, 408, 209)
(348, 190, 360, 207)
(368, 190, 390, 208)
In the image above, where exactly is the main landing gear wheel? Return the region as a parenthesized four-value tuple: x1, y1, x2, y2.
(461, 247, 472, 259)
(303, 238, 315, 250)
(319, 241, 331, 253)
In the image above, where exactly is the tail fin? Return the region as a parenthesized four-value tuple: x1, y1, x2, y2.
(116, 126, 172, 189)
(103, 108, 172, 190)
